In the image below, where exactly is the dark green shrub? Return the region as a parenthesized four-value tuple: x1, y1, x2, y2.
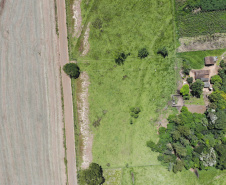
(79, 163, 105, 185)
(63, 63, 80, 79)
(130, 107, 141, 119)
(92, 18, 103, 29)
(157, 47, 168, 58)
(138, 48, 149, 59)
(115, 52, 129, 65)
(182, 59, 191, 75)
(211, 75, 222, 84)
(180, 84, 190, 100)
(213, 82, 221, 91)
(191, 79, 204, 98)
(187, 77, 193, 85)
(173, 160, 184, 173)
(220, 60, 226, 68)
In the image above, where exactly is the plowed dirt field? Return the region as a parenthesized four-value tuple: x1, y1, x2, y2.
(0, 0, 66, 184)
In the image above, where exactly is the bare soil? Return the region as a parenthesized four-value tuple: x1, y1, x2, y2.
(81, 23, 91, 56)
(0, 0, 66, 184)
(178, 33, 226, 52)
(77, 72, 93, 169)
(56, 0, 78, 183)
(0, 0, 5, 15)
(72, 0, 82, 38)
(186, 105, 206, 114)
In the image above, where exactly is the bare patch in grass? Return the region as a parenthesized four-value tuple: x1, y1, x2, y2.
(81, 22, 90, 56)
(178, 33, 226, 52)
(72, 0, 82, 38)
(77, 72, 93, 169)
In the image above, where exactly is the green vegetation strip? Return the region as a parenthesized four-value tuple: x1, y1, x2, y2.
(178, 49, 226, 69)
(71, 78, 83, 169)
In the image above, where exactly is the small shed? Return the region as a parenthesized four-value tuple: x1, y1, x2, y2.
(195, 70, 210, 81)
(204, 82, 210, 88)
(205, 56, 216, 66)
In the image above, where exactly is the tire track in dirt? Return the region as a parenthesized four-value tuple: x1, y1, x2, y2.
(56, 0, 78, 184)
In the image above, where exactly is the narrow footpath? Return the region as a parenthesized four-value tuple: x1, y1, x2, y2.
(56, 0, 78, 184)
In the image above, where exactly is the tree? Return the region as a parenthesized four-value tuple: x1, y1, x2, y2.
(79, 163, 105, 185)
(187, 77, 193, 85)
(115, 52, 129, 65)
(130, 107, 141, 119)
(199, 148, 217, 167)
(147, 140, 158, 152)
(157, 47, 168, 58)
(191, 79, 204, 98)
(173, 160, 184, 173)
(215, 144, 226, 169)
(215, 110, 226, 131)
(138, 48, 149, 59)
(213, 82, 221, 91)
(211, 75, 222, 84)
(180, 84, 190, 99)
(173, 143, 187, 157)
(63, 63, 80, 79)
(181, 106, 188, 112)
(182, 59, 191, 75)
(220, 60, 226, 68)
(172, 130, 181, 141)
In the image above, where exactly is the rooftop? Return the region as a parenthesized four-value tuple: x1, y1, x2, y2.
(205, 56, 216, 65)
(195, 70, 210, 80)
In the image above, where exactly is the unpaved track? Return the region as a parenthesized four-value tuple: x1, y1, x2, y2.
(0, 0, 65, 185)
(56, 0, 78, 184)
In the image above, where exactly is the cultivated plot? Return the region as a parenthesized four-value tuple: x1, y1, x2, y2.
(0, 0, 65, 184)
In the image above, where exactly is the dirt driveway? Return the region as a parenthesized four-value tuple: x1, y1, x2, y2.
(56, 0, 78, 184)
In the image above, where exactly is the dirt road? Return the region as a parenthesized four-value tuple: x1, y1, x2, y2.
(56, 0, 78, 184)
(0, 0, 65, 184)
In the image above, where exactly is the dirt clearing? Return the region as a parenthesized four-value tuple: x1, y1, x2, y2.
(178, 33, 226, 52)
(0, 0, 65, 184)
(73, 0, 82, 38)
(77, 72, 93, 169)
(186, 105, 206, 114)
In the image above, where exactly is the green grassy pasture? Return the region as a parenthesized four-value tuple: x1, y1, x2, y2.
(177, 49, 226, 69)
(121, 166, 226, 185)
(185, 95, 205, 105)
(67, 0, 226, 184)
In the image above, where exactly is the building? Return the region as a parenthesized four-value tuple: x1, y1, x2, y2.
(204, 82, 210, 88)
(194, 70, 210, 82)
(205, 56, 216, 66)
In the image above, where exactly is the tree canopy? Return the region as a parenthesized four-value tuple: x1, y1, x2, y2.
(138, 48, 149, 59)
(211, 75, 222, 85)
(147, 107, 226, 173)
(180, 84, 190, 100)
(157, 47, 168, 58)
(63, 63, 80, 79)
(79, 163, 105, 185)
(191, 79, 204, 98)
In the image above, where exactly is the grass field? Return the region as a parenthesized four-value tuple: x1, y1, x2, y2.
(177, 49, 226, 69)
(185, 95, 205, 105)
(68, 0, 226, 184)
